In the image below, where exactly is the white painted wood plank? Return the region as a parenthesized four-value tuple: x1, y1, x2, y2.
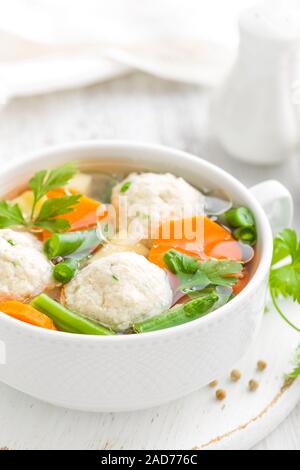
(0, 73, 299, 450)
(254, 403, 300, 450)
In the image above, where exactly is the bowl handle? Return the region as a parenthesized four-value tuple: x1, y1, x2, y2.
(250, 180, 293, 234)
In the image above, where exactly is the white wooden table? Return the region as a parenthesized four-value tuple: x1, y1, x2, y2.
(0, 73, 299, 450)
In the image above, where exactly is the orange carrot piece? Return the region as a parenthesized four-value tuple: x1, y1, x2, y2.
(148, 216, 241, 268)
(62, 195, 100, 230)
(0, 301, 57, 330)
(47, 188, 74, 198)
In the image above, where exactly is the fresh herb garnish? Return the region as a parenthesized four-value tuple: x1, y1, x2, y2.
(286, 345, 300, 380)
(164, 249, 199, 275)
(29, 162, 76, 217)
(287, 365, 300, 381)
(0, 163, 79, 233)
(163, 249, 243, 293)
(269, 229, 300, 333)
(120, 181, 131, 193)
(34, 195, 81, 233)
(0, 201, 26, 228)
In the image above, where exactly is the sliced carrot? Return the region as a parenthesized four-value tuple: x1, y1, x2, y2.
(148, 216, 241, 268)
(0, 301, 57, 330)
(47, 188, 72, 198)
(62, 195, 100, 231)
(43, 189, 101, 240)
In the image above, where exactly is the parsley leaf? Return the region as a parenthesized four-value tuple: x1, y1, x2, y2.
(36, 195, 81, 221)
(164, 249, 198, 275)
(0, 201, 26, 228)
(34, 218, 70, 234)
(29, 163, 76, 201)
(272, 228, 300, 265)
(29, 169, 48, 206)
(196, 259, 243, 287)
(34, 195, 81, 233)
(29, 162, 77, 217)
(178, 270, 211, 292)
(287, 366, 300, 380)
(0, 163, 79, 234)
(286, 345, 300, 380)
(270, 229, 300, 332)
(163, 249, 242, 293)
(270, 265, 300, 303)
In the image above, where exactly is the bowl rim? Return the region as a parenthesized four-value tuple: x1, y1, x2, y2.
(0, 140, 273, 343)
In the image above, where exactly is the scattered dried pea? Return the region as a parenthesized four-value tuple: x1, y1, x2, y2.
(257, 360, 267, 372)
(216, 389, 227, 401)
(248, 379, 259, 392)
(230, 369, 241, 382)
(209, 380, 218, 388)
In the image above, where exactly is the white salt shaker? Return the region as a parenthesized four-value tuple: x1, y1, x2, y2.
(211, 1, 300, 165)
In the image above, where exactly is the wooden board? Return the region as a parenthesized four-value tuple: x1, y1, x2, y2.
(0, 300, 299, 450)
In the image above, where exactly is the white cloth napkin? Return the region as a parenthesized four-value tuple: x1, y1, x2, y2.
(0, 0, 255, 105)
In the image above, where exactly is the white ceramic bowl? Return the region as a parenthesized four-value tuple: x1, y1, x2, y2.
(0, 141, 293, 412)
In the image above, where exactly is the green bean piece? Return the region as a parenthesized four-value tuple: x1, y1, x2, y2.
(44, 229, 101, 259)
(31, 294, 115, 336)
(45, 232, 82, 258)
(134, 291, 218, 333)
(234, 226, 257, 246)
(225, 207, 255, 229)
(53, 258, 79, 284)
(53, 318, 81, 334)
